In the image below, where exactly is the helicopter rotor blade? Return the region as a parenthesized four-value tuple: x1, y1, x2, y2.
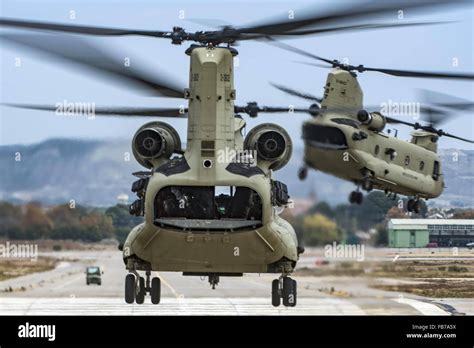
(234, 102, 310, 117)
(1, 0, 470, 44)
(0, 33, 185, 98)
(271, 21, 451, 37)
(236, 0, 467, 36)
(271, 38, 474, 81)
(3, 103, 188, 117)
(0, 18, 170, 37)
(439, 132, 474, 143)
(361, 66, 474, 80)
(270, 82, 323, 103)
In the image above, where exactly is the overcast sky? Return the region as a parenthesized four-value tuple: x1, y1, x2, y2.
(1, 0, 473, 149)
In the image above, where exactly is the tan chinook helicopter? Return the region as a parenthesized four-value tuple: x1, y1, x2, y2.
(271, 41, 474, 212)
(1, 0, 470, 306)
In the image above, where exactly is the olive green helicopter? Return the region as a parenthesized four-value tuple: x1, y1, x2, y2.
(270, 41, 474, 211)
(1, 0, 471, 306)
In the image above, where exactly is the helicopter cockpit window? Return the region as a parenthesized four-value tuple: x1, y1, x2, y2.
(404, 156, 410, 166)
(302, 124, 348, 149)
(420, 161, 425, 171)
(154, 186, 263, 231)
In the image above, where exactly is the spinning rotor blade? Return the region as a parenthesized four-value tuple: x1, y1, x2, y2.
(0, 18, 170, 37)
(274, 40, 474, 81)
(1, 33, 185, 98)
(3, 103, 188, 117)
(237, 0, 465, 36)
(235, 102, 309, 117)
(359, 67, 474, 80)
(384, 111, 474, 143)
(1, 0, 470, 45)
(270, 82, 322, 103)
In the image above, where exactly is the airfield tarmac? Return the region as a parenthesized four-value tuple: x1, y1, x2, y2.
(0, 249, 472, 315)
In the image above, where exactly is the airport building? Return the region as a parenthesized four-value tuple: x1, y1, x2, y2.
(388, 219, 474, 247)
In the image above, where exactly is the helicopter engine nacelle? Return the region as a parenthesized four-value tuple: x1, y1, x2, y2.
(132, 121, 182, 169)
(357, 110, 386, 132)
(244, 123, 292, 171)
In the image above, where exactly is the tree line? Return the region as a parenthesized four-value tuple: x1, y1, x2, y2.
(0, 202, 142, 242)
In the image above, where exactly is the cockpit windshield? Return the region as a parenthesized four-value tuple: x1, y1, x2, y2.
(303, 123, 348, 149)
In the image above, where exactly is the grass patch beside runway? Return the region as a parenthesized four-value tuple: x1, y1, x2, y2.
(372, 279, 474, 298)
(0, 258, 56, 282)
(295, 260, 474, 278)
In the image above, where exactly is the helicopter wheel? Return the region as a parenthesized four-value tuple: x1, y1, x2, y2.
(135, 276, 145, 304)
(125, 273, 135, 304)
(413, 200, 421, 214)
(282, 277, 297, 307)
(298, 166, 308, 180)
(349, 191, 363, 205)
(271, 279, 280, 307)
(407, 199, 415, 212)
(150, 277, 161, 305)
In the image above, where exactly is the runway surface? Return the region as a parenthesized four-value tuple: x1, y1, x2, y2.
(0, 249, 469, 315)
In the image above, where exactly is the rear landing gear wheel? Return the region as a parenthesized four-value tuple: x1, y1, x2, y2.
(271, 279, 280, 307)
(349, 191, 363, 205)
(407, 199, 421, 213)
(298, 166, 308, 180)
(151, 277, 161, 305)
(407, 199, 415, 212)
(125, 273, 135, 304)
(413, 200, 421, 214)
(282, 277, 297, 307)
(135, 276, 145, 304)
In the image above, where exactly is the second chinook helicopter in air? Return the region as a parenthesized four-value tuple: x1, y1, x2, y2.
(271, 41, 474, 211)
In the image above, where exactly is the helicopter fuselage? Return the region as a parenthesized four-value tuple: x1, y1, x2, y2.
(123, 46, 298, 277)
(302, 68, 444, 200)
(302, 116, 444, 199)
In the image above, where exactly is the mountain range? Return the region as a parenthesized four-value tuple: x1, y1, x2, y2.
(1, 139, 473, 207)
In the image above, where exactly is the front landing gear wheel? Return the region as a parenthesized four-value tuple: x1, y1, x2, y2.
(298, 166, 308, 180)
(135, 276, 145, 304)
(151, 277, 161, 304)
(271, 279, 280, 307)
(125, 274, 135, 304)
(282, 277, 297, 307)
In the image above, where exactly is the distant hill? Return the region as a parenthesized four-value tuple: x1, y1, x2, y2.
(0, 139, 473, 207)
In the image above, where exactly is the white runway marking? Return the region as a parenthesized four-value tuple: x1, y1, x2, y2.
(0, 297, 366, 315)
(392, 298, 449, 316)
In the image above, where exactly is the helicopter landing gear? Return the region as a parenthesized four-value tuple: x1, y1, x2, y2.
(135, 276, 145, 304)
(361, 175, 373, 191)
(209, 274, 220, 289)
(124, 270, 161, 304)
(349, 191, 363, 205)
(298, 166, 308, 180)
(125, 273, 135, 304)
(271, 275, 297, 307)
(407, 198, 421, 214)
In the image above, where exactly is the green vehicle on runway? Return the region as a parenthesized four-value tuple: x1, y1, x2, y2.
(86, 267, 103, 286)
